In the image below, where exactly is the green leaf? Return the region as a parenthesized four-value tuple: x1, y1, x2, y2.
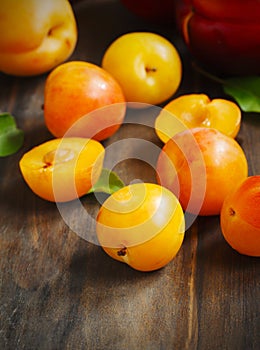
(223, 76, 260, 113)
(0, 113, 24, 157)
(0, 112, 17, 130)
(88, 168, 125, 195)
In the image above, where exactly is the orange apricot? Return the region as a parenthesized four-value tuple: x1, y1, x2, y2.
(44, 61, 126, 141)
(155, 94, 241, 143)
(156, 127, 248, 216)
(96, 183, 185, 272)
(220, 176, 260, 257)
(19, 137, 105, 202)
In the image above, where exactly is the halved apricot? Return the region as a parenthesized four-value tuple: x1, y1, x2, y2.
(19, 137, 105, 202)
(155, 94, 241, 143)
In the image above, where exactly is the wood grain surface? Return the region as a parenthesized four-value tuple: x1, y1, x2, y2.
(0, 1, 259, 349)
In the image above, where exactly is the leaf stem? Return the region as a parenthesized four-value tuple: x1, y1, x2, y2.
(192, 62, 226, 85)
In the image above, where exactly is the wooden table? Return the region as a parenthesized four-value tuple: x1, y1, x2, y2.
(0, 1, 259, 349)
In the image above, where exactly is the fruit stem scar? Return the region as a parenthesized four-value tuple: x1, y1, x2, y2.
(47, 28, 55, 37)
(47, 23, 63, 37)
(145, 66, 157, 73)
(229, 207, 236, 216)
(117, 246, 127, 256)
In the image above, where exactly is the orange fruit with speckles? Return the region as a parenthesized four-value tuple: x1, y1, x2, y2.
(156, 127, 248, 216)
(44, 61, 126, 141)
(220, 176, 260, 256)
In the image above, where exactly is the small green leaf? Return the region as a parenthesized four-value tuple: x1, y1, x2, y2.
(223, 76, 260, 113)
(0, 112, 17, 130)
(0, 113, 24, 157)
(88, 168, 125, 195)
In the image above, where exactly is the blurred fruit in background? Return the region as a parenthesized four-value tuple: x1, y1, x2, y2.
(120, 0, 176, 22)
(175, 0, 260, 75)
(0, 0, 77, 76)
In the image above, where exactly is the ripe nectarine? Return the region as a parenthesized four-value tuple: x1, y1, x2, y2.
(156, 127, 248, 216)
(44, 61, 126, 141)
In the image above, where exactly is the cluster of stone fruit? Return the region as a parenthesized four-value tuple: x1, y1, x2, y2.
(2, 0, 258, 270)
(19, 29, 260, 270)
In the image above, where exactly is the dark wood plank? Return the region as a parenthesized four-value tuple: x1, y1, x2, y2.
(0, 1, 259, 349)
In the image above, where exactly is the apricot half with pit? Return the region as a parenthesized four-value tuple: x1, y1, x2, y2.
(19, 137, 105, 202)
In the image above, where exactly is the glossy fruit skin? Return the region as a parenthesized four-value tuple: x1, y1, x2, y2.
(120, 0, 176, 22)
(175, 0, 260, 75)
(156, 127, 248, 216)
(44, 61, 126, 141)
(102, 32, 182, 106)
(0, 0, 77, 76)
(96, 183, 185, 272)
(155, 93, 241, 143)
(19, 137, 105, 202)
(220, 176, 260, 257)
